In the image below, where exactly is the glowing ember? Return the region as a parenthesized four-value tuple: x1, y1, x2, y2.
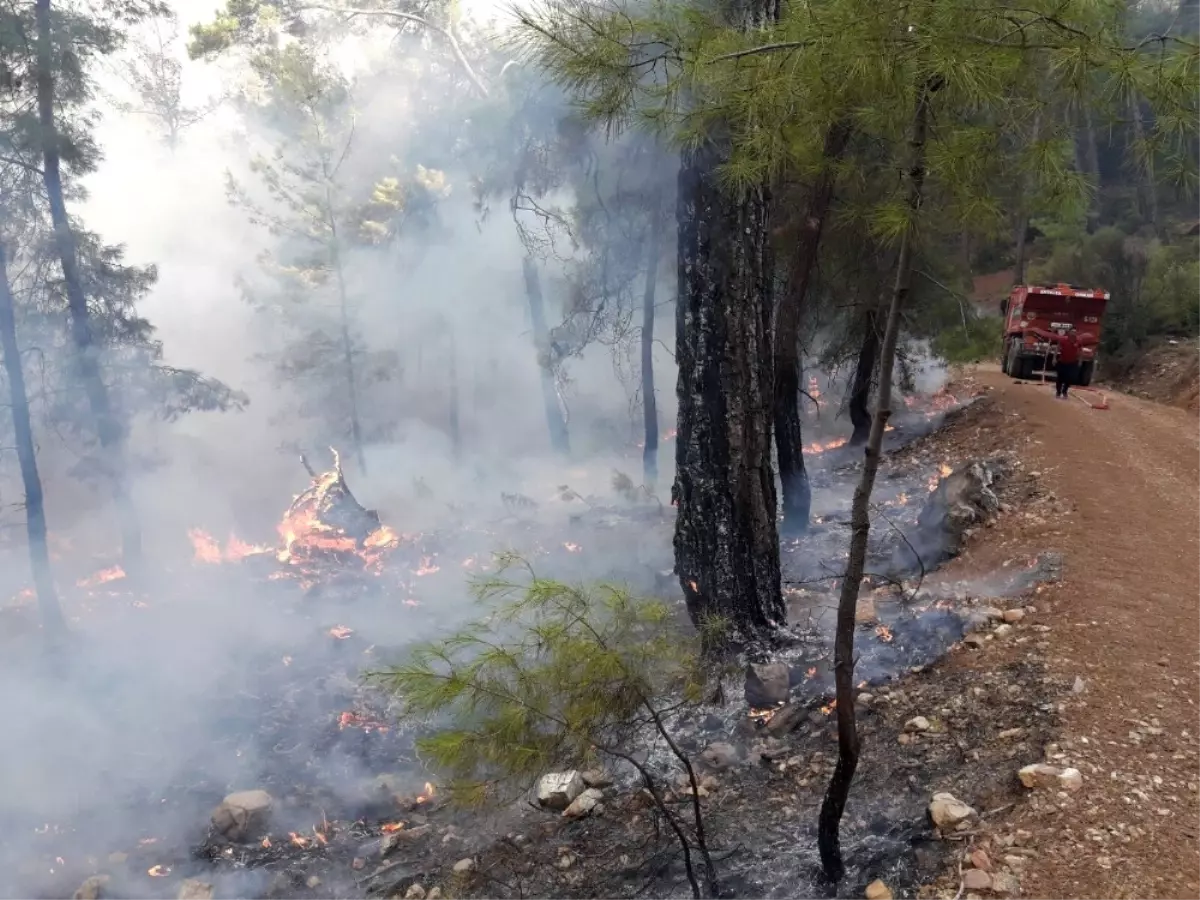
(329, 625, 354, 640)
(939, 463, 953, 478)
(288, 832, 309, 848)
(804, 437, 848, 455)
(748, 704, 783, 724)
(147, 865, 171, 877)
(411, 556, 440, 576)
(190, 528, 273, 564)
(381, 822, 405, 833)
(77, 565, 126, 588)
(563, 542, 582, 553)
(819, 699, 838, 715)
(261, 837, 272, 848)
(415, 782, 436, 803)
(805, 666, 817, 678)
(875, 624, 894, 643)
(338, 711, 389, 733)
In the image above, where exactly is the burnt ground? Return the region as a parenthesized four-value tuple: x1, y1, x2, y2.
(0, 381, 1133, 900)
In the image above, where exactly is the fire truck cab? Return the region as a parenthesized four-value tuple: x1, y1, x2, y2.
(1000, 283, 1110, 385)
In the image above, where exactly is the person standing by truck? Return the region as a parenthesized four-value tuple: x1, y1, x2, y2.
(1031, 325, 1097, 399)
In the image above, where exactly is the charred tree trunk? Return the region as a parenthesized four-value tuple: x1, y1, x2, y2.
(35, 0, 143, 576)
(818, 75, 940, 883)
(1013, 109, 1043, 286)
(674, 137, 783, 643)
(0, 238, 65, 637)
(641, 190, 664, 486)
(848, 303, 881, 447)
(774, 122, 852, 535)
(522, 256, 570, 456)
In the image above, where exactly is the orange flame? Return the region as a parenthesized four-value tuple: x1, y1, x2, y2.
(381, 822, 405, 833)
(415, 782, 436, 803)
(820, 699, 838, 715)
(329, 625, 354, 640)
(411, 556, 440, 576)
(563, 542, 582, 553)
(875, 624, 894, 643)
(261, 837, 272, 848)
(288, 832, 308, 848)
(147, 865, 171, 877)
(77, 566, 126, 588)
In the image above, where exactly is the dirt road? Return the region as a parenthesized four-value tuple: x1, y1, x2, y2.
(973, 367, 1200, 899)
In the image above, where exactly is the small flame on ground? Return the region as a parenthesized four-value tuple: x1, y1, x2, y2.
(819, 699, 838, 715)
(381, 822, 405, 833)
(563, 542, 582, 553)
(416, 782, 436, 803)
(875, 624, 894, 643)
(748, 704, 783, 724)
(77, 565, 126, 588)
(805, 666, 817, 678)
(412, 556, 440, 576)
(329, 625, 354, 640)
(288, 832, 308, 848)
(261, 837, 272, 848)
(147, 865, 171, 877)
(338, 711, 389, 733)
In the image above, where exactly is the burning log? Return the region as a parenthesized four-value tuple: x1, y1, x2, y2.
(276, 449, 401, 580)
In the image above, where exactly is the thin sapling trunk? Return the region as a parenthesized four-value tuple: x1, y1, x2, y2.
(522, 256, 570, 456)
(35, 0, 144, 576)
(0, 238, 66, 637)
(774, 121, 851, 535)
(848, 303, 881, 447)
(641, 190, 664, 486)
(818, 75, 940, 882)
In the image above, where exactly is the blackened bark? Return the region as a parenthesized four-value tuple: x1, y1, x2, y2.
(0, 238, 65, 637)
(641, 191, 664, 486)
(673, 138, 782, 642)
(774, 122, 851, 535)
(522, 256, 570, 455)
(848, 304, 881, 446)
(35, 0, 143, 575)
(818, 75, 940, 883)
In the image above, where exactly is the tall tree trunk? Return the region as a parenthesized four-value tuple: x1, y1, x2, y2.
(641, 190, 664, 486)
(673, 140, 782, 642)
(1013, 109, 1043, 286)
(522, 256, 570, 455)
(0, 238, 66, 637)
(847, 302, 881, 447)
(774, 122, 852, 535)
(1127, 92, 1159, 234)
(818, 75, 940, 883)
(35, 0, 143, 576)
(329, 210, 367, 474)
(1079, 90, 1102, 233)
(448, 323, 461, 461)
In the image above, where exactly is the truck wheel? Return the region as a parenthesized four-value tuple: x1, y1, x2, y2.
(1001, 340, 1011, 375)
(1006, 342, 1021, 379)
(1016, 355, 1036, 380)
(1078, 360, 1094, 387)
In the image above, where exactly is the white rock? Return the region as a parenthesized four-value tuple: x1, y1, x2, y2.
(1072, 676, 1086, 694)
(905, 716, 931, 733)
(452, 858, 475, 875)
(404, 885, 427, 900)
(536, 771, 585, 810)
(994, 623, 1014, 638)
(177, 881, 213, 900)
(562, 787, 604, 819)
(1018, 763, 1063, 789)
(1059, 767, 1084, 792)
(701, 741, 740, 770)
(210, 789, 274, 842)
(1003, 608, 1026, 623)
(581, 769, 613, 789)
(929, 792, 977, 829)
(865, 879, 893, 900)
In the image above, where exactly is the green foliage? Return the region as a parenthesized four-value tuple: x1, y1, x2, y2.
(373, 553, 716, 807)
(931, 315, 1001, 365)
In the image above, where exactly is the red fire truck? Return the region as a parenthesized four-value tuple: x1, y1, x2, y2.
(1000, 283, 1110, 385)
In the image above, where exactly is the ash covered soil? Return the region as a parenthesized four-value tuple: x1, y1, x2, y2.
(0, 380, 1124, 900)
